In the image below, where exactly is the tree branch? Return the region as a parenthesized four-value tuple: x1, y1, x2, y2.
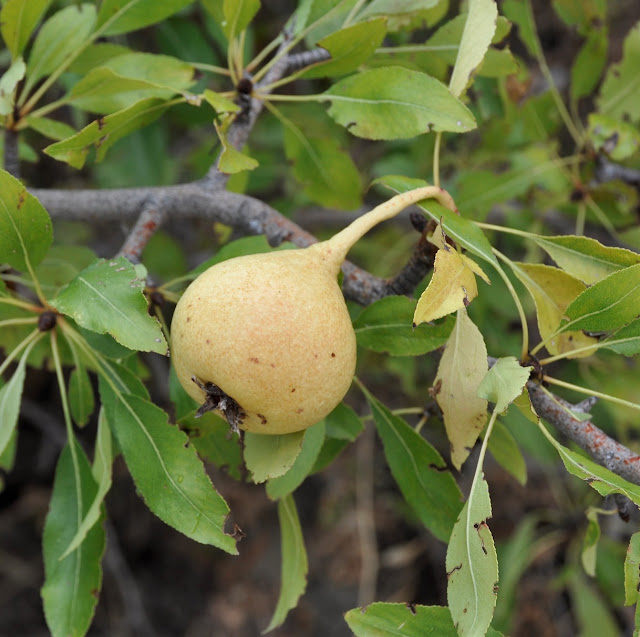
(117, 197, 163, 262)
(30, 183, 423, 304)
(528, 381, 640, 486)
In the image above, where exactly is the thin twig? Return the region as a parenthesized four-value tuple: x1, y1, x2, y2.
(117, 198, 164, 263)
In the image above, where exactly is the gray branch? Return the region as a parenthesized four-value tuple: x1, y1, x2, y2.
(30, 183, 403, 304)
(528, 381, 640, 487)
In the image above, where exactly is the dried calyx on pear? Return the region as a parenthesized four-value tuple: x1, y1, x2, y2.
(170, 187, 456, 434)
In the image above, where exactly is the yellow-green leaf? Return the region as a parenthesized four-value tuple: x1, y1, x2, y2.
(214, 119, 259, 174)
(434, 309, 488, 469)
(533, 233, 640, 285)
(448, 0, 498, 98)
(510, 262, 598, 357)
(414, 249, 478, 325)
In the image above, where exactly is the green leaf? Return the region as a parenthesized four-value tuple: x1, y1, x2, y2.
(538, 421, 640, 507)
(0, 0, 53, 59)
(49, 257, 168, 354)
(214, 118, 259, 173)
(448, 0, 497, 98)
(532, 234, 640, 285)
(99, 376, 237, 553)
(477, 357, 532, 414)
(427, 15, 517, 79)
(324, 402, 363, 441)
(587, 113, 640, 162)
(96, 0, 195, 36)
(354, 295, 454, 356)
(67, 42, 132, 75)
(60, 409, 113, 559)
(358, 0, 438, 17)
(302, 18, 387, 79)
(266, 422, 326, 500)
(446, 477, 498, 637)
(501, 0, 536, 57)
(345, 603, 459, 637)
(601, 319, 640, 356)
(488, 419, 527, 485)
(0, 340, 30, 456)
(0, 168, 53, 271)
(0, 56, 26, 115)
(222, 0, 260, 40)
(68, 361, 95, 427)
(202, 88, 240, 115)
(324, 66, 476, 139)
(375, 175, 498, 266)
(282, 115, 362, 210)
(243, 430, 305, 483)
(25, 116, 77, 141)
(434, 309, 488, 470)
(311, 403, 363, 473)
(66, 60, 191, 114)
(559, 263, 640, 334)
(509, 262, 598, 357)
(624, 532, 640, 606)
(44, 97, 172, 169)
(0, 427, 18, 482)
(41, 440, 105, 637)
(553, 0, 606, 35)
(35, 245, 98, 295)
(363, 387, 463, 542)
(581, 507, 601, 577)
(264, 494, 308, 633)
(571, 26, 608, 104)
(180, 411, 243, 480)
(597, 22, 640, 123)
(24, 4, 96, 90)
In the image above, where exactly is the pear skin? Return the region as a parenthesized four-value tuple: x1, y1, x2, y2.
(171, 248, 356, 434)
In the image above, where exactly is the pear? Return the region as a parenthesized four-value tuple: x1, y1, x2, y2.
(171, 186, 452, 434)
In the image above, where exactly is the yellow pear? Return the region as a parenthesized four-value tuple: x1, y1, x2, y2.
(171, 186, 453, 434)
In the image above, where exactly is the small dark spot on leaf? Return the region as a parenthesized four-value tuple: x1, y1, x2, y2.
(97, 117, 106, 130)
(331, 352, 336, 357)
(257, 413, 268, 425)
(249, 357, 260, 363)
(406, 602, 417, 615)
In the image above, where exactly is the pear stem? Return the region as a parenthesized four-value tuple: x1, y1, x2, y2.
(313, 186, 457, 269)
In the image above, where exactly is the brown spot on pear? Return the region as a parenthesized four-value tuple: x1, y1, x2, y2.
(171, 187, 451, 434)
